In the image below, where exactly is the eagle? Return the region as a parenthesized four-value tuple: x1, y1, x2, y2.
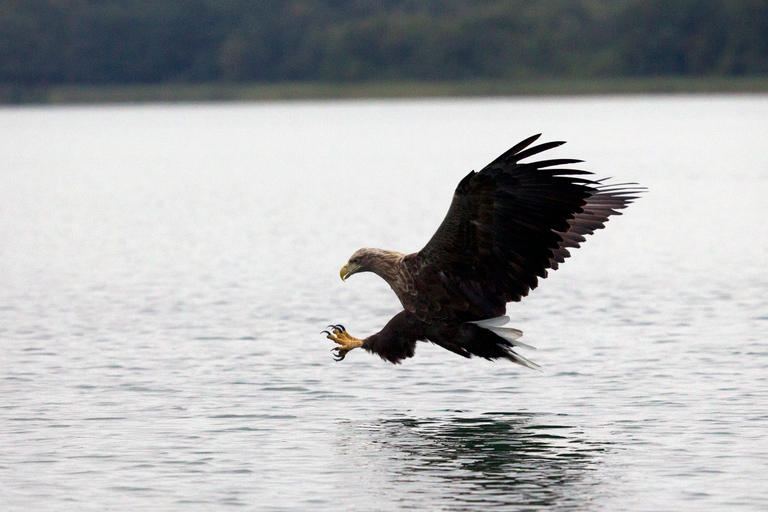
(325, 134, 642, 369)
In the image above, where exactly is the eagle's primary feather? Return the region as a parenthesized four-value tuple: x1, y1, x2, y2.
(328, 135, 643, 367)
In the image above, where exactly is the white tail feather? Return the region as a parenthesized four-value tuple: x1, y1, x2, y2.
(469, 315, 540, 370)
(506, 351, 542, 371)
(469, 316, 536, 350)
(486, 324, 523, 339)
(487, 326, 535, 350)
(470, 316, 511, 327)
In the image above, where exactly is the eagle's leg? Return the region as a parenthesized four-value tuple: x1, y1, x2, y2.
(324, 325, 363, 361)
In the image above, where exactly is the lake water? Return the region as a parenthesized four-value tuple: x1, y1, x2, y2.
(1, 96, 767, 511)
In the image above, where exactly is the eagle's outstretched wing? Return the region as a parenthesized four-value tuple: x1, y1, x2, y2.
(409, 134, 643, 321)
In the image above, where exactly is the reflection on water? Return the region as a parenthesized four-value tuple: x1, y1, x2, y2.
(338, 413, 610, 510)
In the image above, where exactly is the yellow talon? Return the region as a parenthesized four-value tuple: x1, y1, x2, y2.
(325, 325, 363, 361)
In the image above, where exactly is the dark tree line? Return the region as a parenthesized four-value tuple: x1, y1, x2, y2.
(1, 0, 767, 86)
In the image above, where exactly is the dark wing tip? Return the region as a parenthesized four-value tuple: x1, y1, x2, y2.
(514, 140, 566, 162)
(483, 134, 540, 168)
(482, 135, 568, 171)
(594, 182, 648, 203)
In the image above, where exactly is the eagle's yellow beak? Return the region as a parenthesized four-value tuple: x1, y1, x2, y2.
(340, 262, 360, 281)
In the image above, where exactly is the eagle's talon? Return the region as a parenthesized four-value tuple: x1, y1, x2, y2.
(325, 324, 363, 361)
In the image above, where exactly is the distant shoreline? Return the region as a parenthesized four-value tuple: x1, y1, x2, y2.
(3, 76, 768, 105)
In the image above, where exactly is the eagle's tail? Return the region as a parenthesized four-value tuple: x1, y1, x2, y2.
(464, 316, 541, 371)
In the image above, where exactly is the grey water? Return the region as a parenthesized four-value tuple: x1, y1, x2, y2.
(1, 96, 767, 511)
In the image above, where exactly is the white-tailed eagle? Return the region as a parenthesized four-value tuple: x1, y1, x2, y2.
(325, 135, 643, 368)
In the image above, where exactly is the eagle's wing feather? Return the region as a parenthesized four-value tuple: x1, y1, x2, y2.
(411, 134, 642, 320)
(549, 182, 642, 269)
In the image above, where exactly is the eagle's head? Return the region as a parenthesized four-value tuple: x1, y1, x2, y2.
(340, 248, 373, 281)
(340, 248, 406, 283)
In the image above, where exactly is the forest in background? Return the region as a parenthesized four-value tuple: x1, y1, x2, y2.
(1, 0, 767, 95)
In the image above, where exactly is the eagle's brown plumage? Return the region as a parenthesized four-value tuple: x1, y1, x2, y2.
(328, 134, 643, 367)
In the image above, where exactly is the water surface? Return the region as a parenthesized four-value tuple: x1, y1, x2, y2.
(1, 96, 767, 510)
